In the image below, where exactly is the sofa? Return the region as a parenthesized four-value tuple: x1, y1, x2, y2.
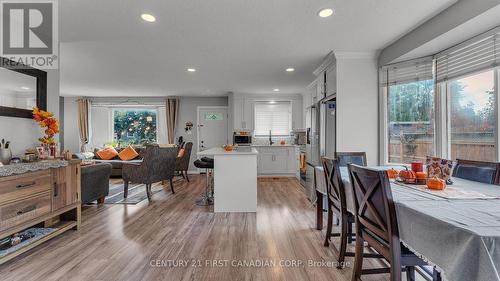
(92, 147, 146, 177)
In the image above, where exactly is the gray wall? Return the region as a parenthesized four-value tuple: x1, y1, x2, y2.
(174, 96, 228, 172)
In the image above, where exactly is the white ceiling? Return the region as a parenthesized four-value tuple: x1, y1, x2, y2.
(60, 0, 458, 97)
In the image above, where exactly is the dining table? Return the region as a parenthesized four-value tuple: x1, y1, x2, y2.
(315, 165, 500, 281)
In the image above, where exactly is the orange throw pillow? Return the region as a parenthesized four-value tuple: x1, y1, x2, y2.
(96, 147, 118, 160)
(118, 146, 139, 161)
(177, 148, 185, 158)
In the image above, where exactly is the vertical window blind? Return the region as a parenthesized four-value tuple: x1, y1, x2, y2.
(436, 27, 500, 83)
(254, 101, 291, 136)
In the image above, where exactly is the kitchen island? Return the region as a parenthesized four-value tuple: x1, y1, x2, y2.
(197, 147, 258, 212)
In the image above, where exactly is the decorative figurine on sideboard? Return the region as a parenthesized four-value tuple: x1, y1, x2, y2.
(0, 138, 12, 165)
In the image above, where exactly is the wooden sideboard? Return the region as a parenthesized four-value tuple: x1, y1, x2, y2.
(0, 160, 81, 265)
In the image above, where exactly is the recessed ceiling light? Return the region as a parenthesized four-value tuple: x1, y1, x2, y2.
(318, 8, 334, 18)
(141, 13, 156, 22)
(286, 68, 295, 72)
(273, 88, 280, 92)
(187, 68, 196, 72)
(20, 86, 30, 90)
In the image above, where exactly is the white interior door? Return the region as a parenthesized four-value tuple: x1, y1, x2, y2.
(197, 107, 228, 151)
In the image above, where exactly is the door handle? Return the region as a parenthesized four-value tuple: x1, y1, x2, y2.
(53, 182, 58, 197)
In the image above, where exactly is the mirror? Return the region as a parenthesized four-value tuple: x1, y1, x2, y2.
(0, 58, 47, 118)
(0, 68, 37, 110)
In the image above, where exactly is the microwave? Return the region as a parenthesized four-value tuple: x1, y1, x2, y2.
(233, 135, 252, 146)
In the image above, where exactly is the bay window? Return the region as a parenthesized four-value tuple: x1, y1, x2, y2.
(448, 70, 496, 162)
(381, 27, 500, 163)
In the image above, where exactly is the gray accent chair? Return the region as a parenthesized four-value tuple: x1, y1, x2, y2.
(81, 163, 112, 204)
(176, 142, 193, 182)
(122, 145, 178, 201)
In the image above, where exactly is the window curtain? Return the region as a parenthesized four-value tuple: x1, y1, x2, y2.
(76, 98, 90, 152)
(166, 97, 179, 144)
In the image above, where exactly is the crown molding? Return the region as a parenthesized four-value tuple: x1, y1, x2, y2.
(313, 51, 336, 77)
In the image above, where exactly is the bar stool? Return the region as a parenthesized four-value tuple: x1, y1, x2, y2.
(194, 158, 214, 206)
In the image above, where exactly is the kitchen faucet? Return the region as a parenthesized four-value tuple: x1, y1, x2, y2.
(269, 130, 274, 145)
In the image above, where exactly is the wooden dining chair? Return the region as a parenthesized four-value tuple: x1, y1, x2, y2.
(322, 157, 355, 268)
(348, 164, 440, 281)
(452, 159, 500, 184)
(336, 152, 367, 167)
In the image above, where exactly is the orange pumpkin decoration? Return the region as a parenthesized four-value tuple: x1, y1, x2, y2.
(415, 172, 427, 179)
(427, 177, 446, 190)
(386, 168, 398, 179)
(399, 167, 416, 181)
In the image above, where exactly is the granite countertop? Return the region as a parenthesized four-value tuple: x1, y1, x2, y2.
(0, 160, 70, 177)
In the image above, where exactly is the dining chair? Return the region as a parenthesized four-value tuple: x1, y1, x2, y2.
(452, 159, 500, 184)
(348, 164, 441, 281)
(335, 152, 367, 167)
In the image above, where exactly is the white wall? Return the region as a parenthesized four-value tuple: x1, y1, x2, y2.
(174, 96, 229, 171)
(0, 69, 59, 156)
(335, 54, 379, 165)
(63, 97, 80, 152)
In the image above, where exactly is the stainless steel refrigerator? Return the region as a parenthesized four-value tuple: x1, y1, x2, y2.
(303, 103, 320, 202)
(302, 95, 336, 202)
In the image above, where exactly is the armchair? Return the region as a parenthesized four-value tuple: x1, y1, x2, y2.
(122, 145, 178, 201)
(176, 142, 193, 182)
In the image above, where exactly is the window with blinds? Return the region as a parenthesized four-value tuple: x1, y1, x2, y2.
(379, 25, 500, 163)
(379, 57, 434, 87)
(254, 101, 291, 136)
(436, 28, 500, 83)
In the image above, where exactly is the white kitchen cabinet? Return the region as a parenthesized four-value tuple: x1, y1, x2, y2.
(255, 146, 298, 176)
(326, 64, 336, 96)
(316, 73, 326, 101)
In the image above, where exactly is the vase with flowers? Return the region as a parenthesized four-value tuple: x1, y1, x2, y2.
(32, 107, 60, 158)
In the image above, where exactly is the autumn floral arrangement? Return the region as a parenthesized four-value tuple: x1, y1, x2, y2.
(32, 107, 60, 145)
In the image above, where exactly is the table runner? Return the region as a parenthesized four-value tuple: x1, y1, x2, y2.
(338, 167, 500, 281)
(0, 160, 68, 177)
(393, 181, 499, 200)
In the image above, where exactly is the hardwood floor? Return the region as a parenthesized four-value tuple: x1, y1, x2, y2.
(0, 175, 394, 281)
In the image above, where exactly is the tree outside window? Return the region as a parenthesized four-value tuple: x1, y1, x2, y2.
(113, 109, 157, 146)
(387, 80, 435, 163)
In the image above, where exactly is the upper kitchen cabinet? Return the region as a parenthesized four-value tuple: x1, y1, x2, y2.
(312, 51, 336, 100)
(325, 63, 336, 96)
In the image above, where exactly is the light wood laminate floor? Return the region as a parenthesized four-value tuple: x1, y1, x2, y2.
(0, 176, 397, 281)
